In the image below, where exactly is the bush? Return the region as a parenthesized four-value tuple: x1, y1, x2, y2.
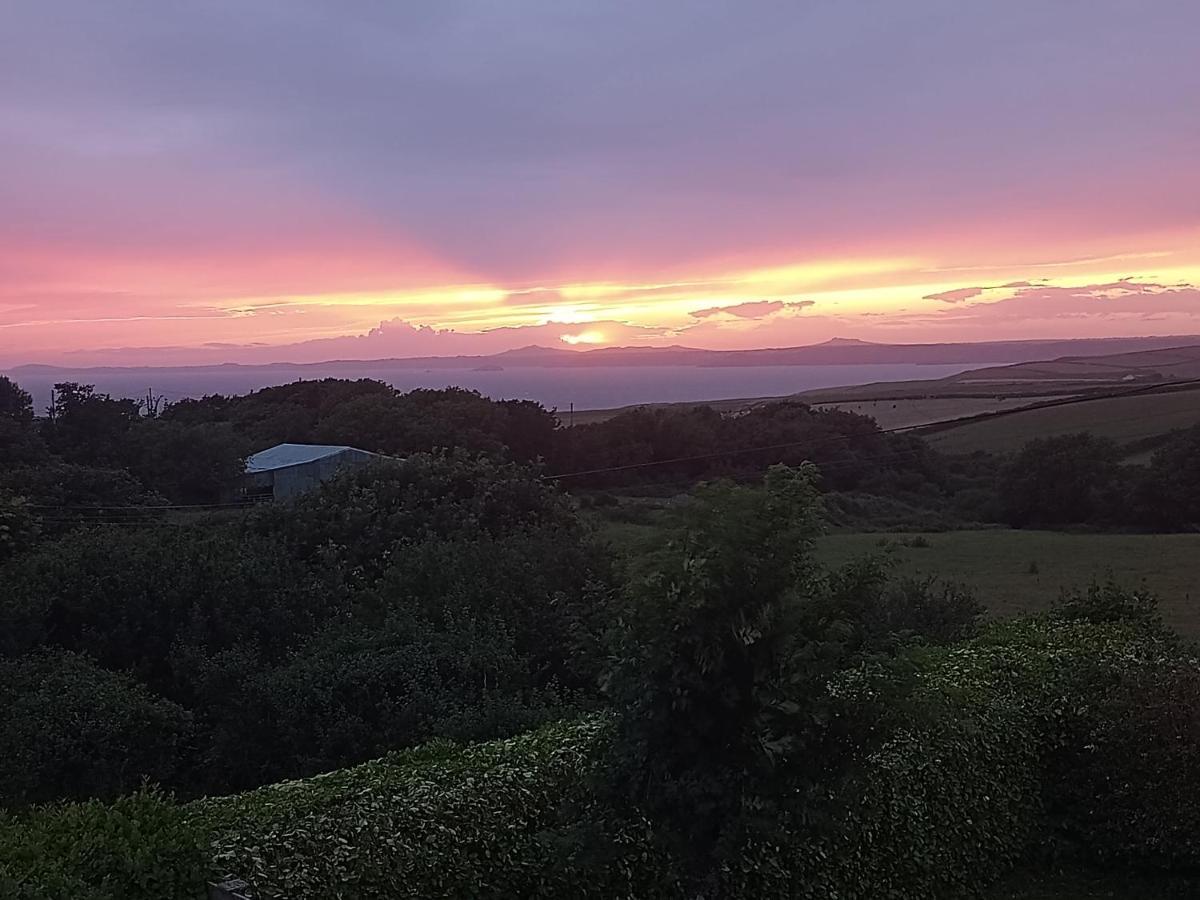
(0, 524, 336, 702)
(197, 719, 668, 900)
(8, 618, 1200, 899)
(0, 463, 163, 539)
(0, 495, 40, 562)
(0, 789, 208, 900)
(1049, 656, 1200, 867)
(204, 613, 576, 791)
(1052, 580, 1163, 629)
(0, 651, 194, 809)
(825, 559, 985, 648)
(0, 453, 617, 805)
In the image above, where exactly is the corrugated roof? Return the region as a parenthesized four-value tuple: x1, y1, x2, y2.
(245, 443, 365, 473)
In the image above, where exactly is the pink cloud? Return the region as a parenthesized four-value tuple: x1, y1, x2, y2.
(934, 279, 1200, 322)
(924, 287, 984, 304)
(690, 299, 815, 319)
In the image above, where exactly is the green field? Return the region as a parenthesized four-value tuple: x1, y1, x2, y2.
(588, 507, 1200, 637)
(815, 395, 1069, 430)
(817, 530, 1200, 636)
(920, 384, 1200, 455)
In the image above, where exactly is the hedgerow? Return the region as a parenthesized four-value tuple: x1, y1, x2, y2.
(4, 617, 1199, 899)
(0, 790, 207, 900)
(192, 718, 669, 900)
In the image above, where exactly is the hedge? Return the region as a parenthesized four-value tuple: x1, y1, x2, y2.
(4, 618, 1197, 899)
(193, 719, 667, 899)
(0, 790, 207, 900)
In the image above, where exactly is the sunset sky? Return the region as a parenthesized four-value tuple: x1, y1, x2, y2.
(3, 1, 1199, 366)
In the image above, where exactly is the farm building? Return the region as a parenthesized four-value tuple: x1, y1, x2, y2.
(241, 443, 377, 500)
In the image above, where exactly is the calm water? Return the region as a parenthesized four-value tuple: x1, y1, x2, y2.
(15, 363, 983, 413)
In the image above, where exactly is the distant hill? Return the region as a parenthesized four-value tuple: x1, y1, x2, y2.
(10, 335, 1200, 425)
(13, 334, 1200, 378)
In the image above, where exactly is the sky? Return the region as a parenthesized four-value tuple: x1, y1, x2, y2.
(2, 0, 1199, 366)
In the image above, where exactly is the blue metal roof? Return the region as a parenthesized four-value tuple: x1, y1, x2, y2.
(245, 443, 368, 473)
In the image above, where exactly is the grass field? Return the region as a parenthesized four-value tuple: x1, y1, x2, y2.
(920, 384, 1200, 455)
(814, 396, 1068, 430)
(816, 530, 1200, 636)
(588, 511, 1200, 637)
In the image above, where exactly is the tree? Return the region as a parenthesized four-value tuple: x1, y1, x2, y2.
(44, 382, 141, 468)
(1138, 424, 1200, 530)
(0, 376, 33, 423)
(0, 376, 45, 467)
(130, 419, 250, 503)
(1000, 433, 1128, 527)
(603, 466, 888, 884)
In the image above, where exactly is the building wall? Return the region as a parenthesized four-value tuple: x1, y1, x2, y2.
(269, 448, 376, 499)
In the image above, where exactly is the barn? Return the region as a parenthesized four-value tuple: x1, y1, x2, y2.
(241, 443, 378, 500)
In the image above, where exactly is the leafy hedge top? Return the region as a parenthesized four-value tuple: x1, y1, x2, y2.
(5, 616, 1200, 899)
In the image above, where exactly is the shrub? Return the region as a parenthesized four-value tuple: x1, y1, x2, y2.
(8, 618, 1200, 899)
(196, 719, 669, 900)
(204, 613, 576, 791)
(0, 651, 194, 809)
(1052, 580, 1162, 630)
(823, 558, 984, 649)
(1049, 656, 1200, 867)
(0, 495, 40, 562)
(0, 524, 337, 701)
(0, 789, 208, 900)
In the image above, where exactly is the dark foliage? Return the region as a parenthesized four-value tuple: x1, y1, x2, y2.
(602, 465, 937, 886)
(0, 453, 612, 807)
(0, 376, 45, 468)
(165, 380, 560, 464)
(43, 383, 142, 469)
(127, 419, 251, 503)
(999, 433, 1129, 528)
(0, 523, 337, 704)
(205, 613, 572, 790)
(0, 652, 193, 807)
(1137, 423, 1200, 530)
(0, 376, 34, 423)
(557, 401, 926, 492)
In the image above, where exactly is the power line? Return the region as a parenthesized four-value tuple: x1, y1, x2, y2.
(26, 500, 254, 512)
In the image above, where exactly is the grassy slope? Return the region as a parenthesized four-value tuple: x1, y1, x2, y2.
(588, 507, 1200, 637)
(813, 395, 1070, 430)
(816, 530, 1200, 637)
(920, 383, 1200, 454)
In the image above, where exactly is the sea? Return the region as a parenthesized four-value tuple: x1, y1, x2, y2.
(11, 363, 983, 414)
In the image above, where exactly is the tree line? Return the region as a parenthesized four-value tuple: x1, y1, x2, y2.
(2, 373, 1199, 546)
